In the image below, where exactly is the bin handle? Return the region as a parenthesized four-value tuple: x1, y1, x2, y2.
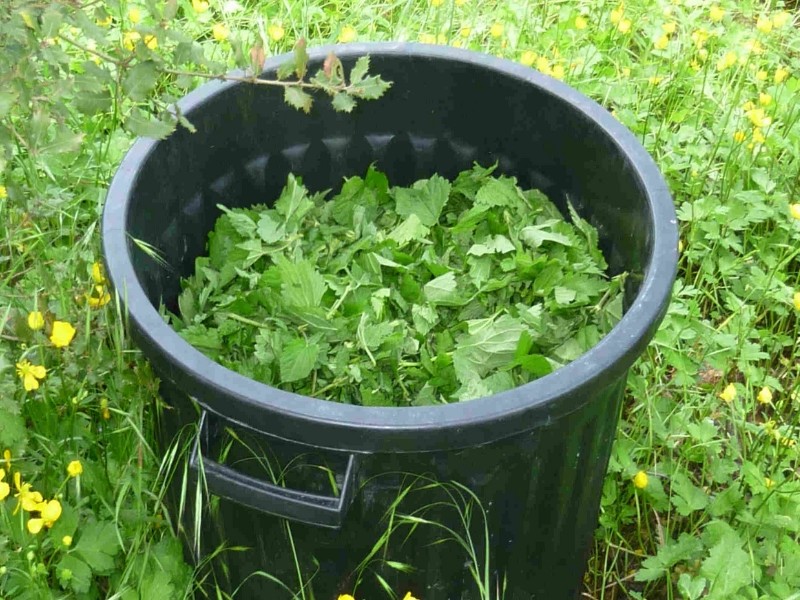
(190, 411, 359, 529)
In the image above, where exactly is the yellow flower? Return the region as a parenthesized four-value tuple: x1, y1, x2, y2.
(621, 66, 631, 77)
(746, 107, 771, 128)
(87, 285, 111, 308)
(14, 472, 43, 513)
(338, 25, 357, 43)
(268, 23, 284, 42)
(455, 0, 467, 4)
(610, 5, 624, 25)
(764, 477, 775, 489)
(757, 387, 773, 405)
(192, 0, 209, 13)
(733, 130, 745, 143)
(67, 460, 83, 478)
(690, 60, 701, 71)
(143, 34, 157, 50)
(742, 39, 763, 55)
(654, 34, 669, 50)
(790, 204, 800, 220)
(431, 0, 444, 6)
(100, 398, 111, 420)
(123, 31, 141, 51)
(535, 56, 551, 76)
(418, 33, 436, 44)
(793, 291, 800, 310)
(96, 14, 112, 27)
(459, 26, 471, 38)
(756, 15, 772, 34)
(709, 5, 724, 23)
(575, 15, 588, 30)
(617, 18, 632, 34)
(62, 535, 73, 547)
(691, 29, 709, 48)
(128, 6, 142, 24)
(716, 51, 737, 71)
(0, 469, 9, 502)
(752, 128, 766, 144)
(91, 261, 106, 284)
(212, 23, 230, 42)
(633, 471, 649, 489)
(772, 11, 791, 29)
(16, 360, 47, 392)
(0, 185, 6, 199)
(3, 449, 10, 470)
(662, 22, 677, 34)
(27, 499, 62, 534)
(719, 382, 737, 403)
(648, 75, 663, 85)
(755, 69, 768, 82)
(551, 63, 565, 80)
(774, 67, 789, 84)
(27, 311, 45, 330)
(50, 321, 76, 348)
(403, 593, 420, 600)
(520, 50, 536, 67)
(338, 596, 356, 600)
(489, 23, 504, 38)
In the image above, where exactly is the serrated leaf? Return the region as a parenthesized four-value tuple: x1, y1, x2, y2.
(351, 74, 392, 100)
(57, 555, 92, 594)
(257, 212, 285, 244)
(125, 109, 176, 139)
(475, 177, 524, 208)
(634, 533, 704, 582)
(332, 92, 357, 113)
(670, 472, 708, 516)
(452, 315, 527, 381)
(388, 214, 430, 247)
(123, 61, 159, 102)
(700, 532, 752, 598)
(350, 55, 371, 84)
(279, 338, 320, 383)
(284, 86, 313, 113)
(423, 272, 462, 305)
(394, 174, 451, 227)
(293, 38, 309, 79)
(467, 235, 515, 256)
(276, 256, 327, 308)
(520, 221, 574, 248)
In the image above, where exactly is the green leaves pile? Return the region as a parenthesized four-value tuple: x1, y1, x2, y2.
(171, 164, 625, 406)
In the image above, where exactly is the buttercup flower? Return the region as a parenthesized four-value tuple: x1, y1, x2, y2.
(662, 22, 677, 34)
(27, 499, 62, 534)
(535, 56, 551, 76)
(27, 311, 45, 330)
(774, 67, 789, 84)
(192, 0, 209, 13)
(716, 51, 737, 71)
(91, 262, 106, 284)
(793, 291, 800, 310)
(212, 23, 230, 42)
(764, 477, 775, 489)
(772, 11, 791, 28)
(3, 449, 10, 470)
(755, 70, 768, 82)
(431, 0, 444, 6)
(691, 29, 709, 48)
(610, 4, 624, 24)
(617, 19, 632, 34)
(790, 204, 800, 220)
(16, 360, 46, 391)
(455, 0, 467, 5)
(719, 382, 737, 403)
(575, 15, 588, 30)
(62, 535, 73, 547)
(87, 285, 111, 308)
(338, 26, 357, 43)
(709, 6, 724, 22)
(96, 14, 112, 27)
(520, 50, 536, 67)
(489, 23, 504, 38)
(338, 595, 356, 600)
(0, 185, 6, 198)
(633, 471, 649, 489)
(551, 64, 565, 80)
(268, 23, 284, 42)
(0, 469, 9, 501)
(733, 131, 746, 143)
(143, 34, 157, 50)
(757, 387, 773, 405)
(100, 397, 111, 420)
(654, 34, 669, 50)
(14, 472, 43, 513)
(752, 128, 766, 145)
(128, 6, 142, 24)
(67, 460, 83, 478)
(756, 15, 772, 34)
(50, 321, 76, 348)
(403, 593, 420, 600)
(758, 93, 772, 107)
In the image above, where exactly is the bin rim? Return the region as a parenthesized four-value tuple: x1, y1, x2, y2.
(102, 42, 678, 453)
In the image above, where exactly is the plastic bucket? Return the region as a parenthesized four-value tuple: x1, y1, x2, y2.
(102, 43, 677, 599)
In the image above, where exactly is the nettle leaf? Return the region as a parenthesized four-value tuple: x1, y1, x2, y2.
(389, 214, 430, 247)
(452, 314, 527, 381)
(475, 176, 524, 208)
(275, 175, 314, 225)
(520, 220, 574, 248)
(467, 234, 515, 256)
(279, 338, 320, 383)
(257, 212, 285, 244)
(394, 174, 451, 226)
(423, 272, 463, 305)
(276, 256, 327, 308)
(284, 86, 313, 113)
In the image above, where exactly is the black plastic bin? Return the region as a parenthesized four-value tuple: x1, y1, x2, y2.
(102, 43, 677, 599)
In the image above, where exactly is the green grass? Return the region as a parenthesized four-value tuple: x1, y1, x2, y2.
(1, 0, 799, 598)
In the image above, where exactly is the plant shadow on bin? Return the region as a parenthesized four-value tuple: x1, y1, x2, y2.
(103, 44, 677, 600)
